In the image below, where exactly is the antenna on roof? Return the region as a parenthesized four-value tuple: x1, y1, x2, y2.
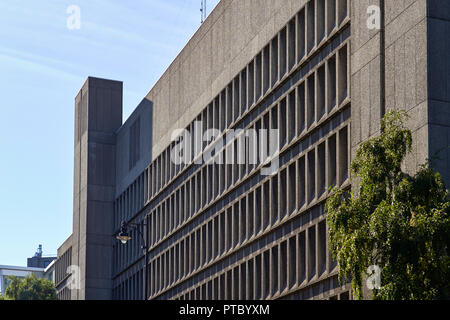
(200, 0, 207, 24)
(35, 244, 43, 257)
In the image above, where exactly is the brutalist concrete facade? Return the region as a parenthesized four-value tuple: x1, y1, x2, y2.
(55, 0, 450, 300)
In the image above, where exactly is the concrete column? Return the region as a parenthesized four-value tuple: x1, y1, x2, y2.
(72, 77, 122, 300)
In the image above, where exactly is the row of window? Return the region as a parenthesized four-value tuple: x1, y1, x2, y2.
(112, 0, 351, 299)
(55, 247, 72, 300)
(113, 271, 351, 301)
(144, 0, 350, 202)
(143, 124, 348, 299)
(113, 270, 144, 300)
(113, 223, 145, 275)
(165, 218, 334, 300)
(55, 247, 72, 285)
(113, 105, 349, 276)
(57, 287, 71, 301)
(113, 41, 350, 273)
(113, 0, 350, 233)
(114, 174, 146, 232)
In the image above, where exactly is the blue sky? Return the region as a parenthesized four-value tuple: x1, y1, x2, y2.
(0, 0, 219, 266)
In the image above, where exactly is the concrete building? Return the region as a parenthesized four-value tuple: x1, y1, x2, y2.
(43, 260, 56, 283)
(0, 261, 55, 295)
(1, 246, 56, 295)
(27, 245, 56, 269)
(0, 265, 45, 295)
(55, 0, 450, 300)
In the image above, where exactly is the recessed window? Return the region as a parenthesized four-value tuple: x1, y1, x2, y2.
(297, 9, 306, 61)
(280, 27, 287, 77)
(307, 73, 315, 128)
(288, 18, 296, 69)
(307, 0, 315, 52)
(338, 45, 348, 103)
(129, 117, 140, 170)
(308, 226, 316, 280)
(271, 36, 279, 86)
(317, 0, 325, 43)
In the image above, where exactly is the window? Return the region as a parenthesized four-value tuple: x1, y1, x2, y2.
(318, 142, 326, 197)
(297, 9, 306, 61)
(263, 45, 270, 93)
(247, 260, 254, 300)
(287, 90, 297, 142)
(129, 117, 140, 170)
(298, 156, 306, 207)
(308, 226, 316, 280)
(255, 186, 262, 234)
(263, 251, 270, 297)
(227, 84, 233, 126)
(288, 162, 297, 215)
(233, 76, 240, 121)
(280, 168, 287, 220)
(271, 246, 279, 296)
(298, 82, 306, 134)
(307, 150, 316, 203)
(248, 61, 254, 107)
(240, 69, 247, 113)
(289, 236, 297, 288)
(255, 254, 262, 299)
(338, 126, 349, 184)
(271, 175, 279, 225)
(327, 0, 336, 34)
(271, 36, 278, 86)
(288, 18, 296, 70)
(280, 27, 287, 77)
(328, 134, 337, 188)
(247, 192, 254, 239)
(338, 45, 348, 103)
(280, 241, 287, 292)
(317, 0, 325, 43)
(279, 98, 287, 147)
(327, 55, 337, 112)
(240, 197, 247, 243)
(307, 73, 315, 127)
(317, 64, 326, 120)
(318, 221, 327, 275)
(338, 0, 348, 24)
(307, 0, 315, 52)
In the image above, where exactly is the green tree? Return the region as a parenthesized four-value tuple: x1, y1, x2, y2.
(326, 110, 450, 300)
(3, 274, 56, 300)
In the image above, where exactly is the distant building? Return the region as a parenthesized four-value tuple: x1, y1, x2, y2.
(0, 265, 45, 295)
(43, 260, 56, 283)
(0, 245, 57, 295)
(27, 245, 56, 269)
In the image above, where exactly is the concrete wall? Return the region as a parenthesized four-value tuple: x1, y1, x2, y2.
(351, 0, 450, 187)
(55, 235, 72, 300)
(385, 0, 429, 175)
(146, 0, 311, 159)
(350, 0, 383, 156)
(115, 98, 153, 196)
(427, 0, 450, 186)
(71, 77, 122, 300)
(351, 0, 429, 175)
(57, 234, 72, 258)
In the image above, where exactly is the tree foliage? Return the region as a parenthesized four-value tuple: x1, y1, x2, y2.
(3, 274, 56, 300)
(326, 110, 450, 300)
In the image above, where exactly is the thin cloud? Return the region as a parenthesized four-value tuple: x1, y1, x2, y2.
(0, 52, 83, 83)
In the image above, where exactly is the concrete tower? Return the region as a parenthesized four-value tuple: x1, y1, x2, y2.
(71, 77, 122, 299)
